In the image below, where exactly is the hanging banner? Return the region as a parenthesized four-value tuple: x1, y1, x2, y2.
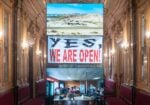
(46, 3, 103, 64)
(47, 36, 102, 63)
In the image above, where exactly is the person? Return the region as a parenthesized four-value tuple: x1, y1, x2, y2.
(67, 87, 75, 100)
(70, 87, 75, 93)
(55, 87, 61, 95)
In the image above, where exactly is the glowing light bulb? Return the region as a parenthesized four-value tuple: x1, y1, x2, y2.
(0, 31, 3, 39)
(146, 31, 150, 39)
(104, 53, 108, 57)
(36, 50, 42, 55)
(21, 41, 28, 49)
(44, 54, 47, 58)
(121, 41, 129, 49)
(111, 49, 115, 54)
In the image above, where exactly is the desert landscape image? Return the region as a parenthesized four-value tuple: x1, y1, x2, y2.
(46, 4, 103, 35)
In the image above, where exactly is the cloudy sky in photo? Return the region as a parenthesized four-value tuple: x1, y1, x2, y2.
(47, 4, 103, 15)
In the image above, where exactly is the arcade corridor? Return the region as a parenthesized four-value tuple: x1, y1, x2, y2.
(0, 0, 150, 105)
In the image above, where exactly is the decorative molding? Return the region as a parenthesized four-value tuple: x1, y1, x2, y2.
(105, 0, 129, 33)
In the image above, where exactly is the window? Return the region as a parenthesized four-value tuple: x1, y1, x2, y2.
(4, 10, 9, 81)
(141, 15, 148, 81)
(0, 4, 11, 83)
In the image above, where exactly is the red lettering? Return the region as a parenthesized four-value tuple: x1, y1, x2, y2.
(56, 49, 60, 62)
(89, 50, 93, 63)
(50, 49, 101, 63)
(94, 50, 99, 62)
(79, 50, 84, 62)
(73, 50, 77, 62)
(84, 50, 89, 62)
(98, 50, 100, 62)
(63, 49, 77, 63)
(68, 50, 72, 62)
(50, 49, 55, 62)
(50, 49, 60, 62)
(63, 50, 67, 62)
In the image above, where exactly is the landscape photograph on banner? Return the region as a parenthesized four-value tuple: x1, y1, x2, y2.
(47, 4, 103, 36)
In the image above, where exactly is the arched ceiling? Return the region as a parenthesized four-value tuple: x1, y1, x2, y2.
(22, 0, 104, 37)
(22, 0, 46, 35)
(104, 0, 129, 36)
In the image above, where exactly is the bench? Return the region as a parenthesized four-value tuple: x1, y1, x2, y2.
(120, 85, 132, 105)
(20, 80, 46, 105)
(106, 85, 132, 105)
(104, 79, 116, 97)
(22, 98, 45, 105)
(0, 89, 14, 105)
(135, 90, 150, 105)
(18, 85, 30, 104)
(25, 80, 46, 105)
(36, 80, 46, 97)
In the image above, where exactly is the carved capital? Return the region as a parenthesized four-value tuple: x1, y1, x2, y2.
(27, 21, 34, 33)
(115, 21, 123, 34)
(113, 21, 123, 44)
(111, 24, 116, 32)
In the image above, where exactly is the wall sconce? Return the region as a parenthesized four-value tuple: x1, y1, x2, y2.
(0, 31, 3, 39)
(144, 56, 147, 64)
(21, 41, 28, 49)
(0, 31, 3, 47)
(28, 38, 35, 47)
(130, 43, 133, 47)
(110, 49, 115, 55)
(36, 50, 42, 55)
(104, 53, 108, 57)
(0, 30, 3, 48)
(121, 41, 129, 52)
(21, 41, 28, 84)
(146, 31, 150, 39)
(145, 31, 150, 46)
(44, 54, 47, 58)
